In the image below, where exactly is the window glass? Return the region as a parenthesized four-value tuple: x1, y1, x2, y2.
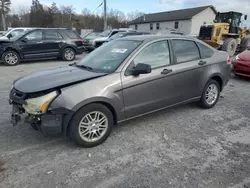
(25, 31, 42, 41)
(78, 40, 141, 73)
(150, 24, 153, 30)
(174, 22, 179, 29)
(10, 29, 23, 37)
(196, 41, 214, 59)
(172, 40, 200, 63)
(156, 23, 160, 30)
(133, 41, 170, 69)
(135, 24, 138, 30)
(64, 30, 79, 38)
(44, 31, 62, 39)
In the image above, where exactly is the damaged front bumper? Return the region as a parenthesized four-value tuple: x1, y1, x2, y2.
(9, 89, 74, 137)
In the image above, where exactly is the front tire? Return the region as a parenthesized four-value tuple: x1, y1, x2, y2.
(199, 80, 220, 109)
(62, 48, 75, 61)
(69, 103, 114, 147)
(2, 51, 20, 66)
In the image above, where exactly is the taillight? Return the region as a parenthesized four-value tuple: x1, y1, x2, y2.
(227, 56, 231, 64)
(77, 38, 83, 44)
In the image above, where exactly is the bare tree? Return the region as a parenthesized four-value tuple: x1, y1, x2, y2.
(0, 0, 11, 30)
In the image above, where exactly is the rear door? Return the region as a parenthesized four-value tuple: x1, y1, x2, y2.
(42, 30, 63, 58)
(17, 30, 45, 59)
(169, 39, 208, 101)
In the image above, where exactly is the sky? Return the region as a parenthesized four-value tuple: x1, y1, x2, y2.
(10, 0, 250, 24)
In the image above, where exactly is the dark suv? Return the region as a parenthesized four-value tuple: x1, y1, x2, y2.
(0, 28, 85, 66)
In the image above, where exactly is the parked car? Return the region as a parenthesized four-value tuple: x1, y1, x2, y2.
(9, 35, 231, 147)
(0, 28, 34, 40)
(0, 28, 85, 66)
(105, 32, 150, 43)
(82, 32, 101, 51)
(94, 28, 136, 48)
(232, 49, 250, 77)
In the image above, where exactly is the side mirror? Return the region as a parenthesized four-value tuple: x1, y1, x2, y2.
(7, 33, 12, 39)
(131, 63, 151, 76)
(21, 38, 28, 42)
(245, 15, 248, 20)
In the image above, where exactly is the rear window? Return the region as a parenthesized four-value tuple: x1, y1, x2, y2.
(64, 30, 79, 38)
(196, 41, 214, 59)
(44, 31, 62, 39)
(172, 40, 200, 63)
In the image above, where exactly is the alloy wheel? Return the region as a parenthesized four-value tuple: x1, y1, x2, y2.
(5, 53, 18, 65)
(205, 84, 218, 105)
(64, 50, 74, 60)
(78, 111, 108, 142)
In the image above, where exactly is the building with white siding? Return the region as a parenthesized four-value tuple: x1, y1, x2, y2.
(129, 6, 217, 36)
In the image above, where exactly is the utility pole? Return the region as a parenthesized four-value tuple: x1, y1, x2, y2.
(104, 0, 107, 30)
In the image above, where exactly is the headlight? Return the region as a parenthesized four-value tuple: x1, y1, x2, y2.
(235, 55, 240, 60)
(22, 91, 58, 115)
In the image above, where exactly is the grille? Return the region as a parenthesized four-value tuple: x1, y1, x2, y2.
(198, 26, 214, 40)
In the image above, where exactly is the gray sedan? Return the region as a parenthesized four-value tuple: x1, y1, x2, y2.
(9, 35, 231, 147)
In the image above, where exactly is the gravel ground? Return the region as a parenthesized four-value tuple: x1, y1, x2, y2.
(0, 55, 250, 188)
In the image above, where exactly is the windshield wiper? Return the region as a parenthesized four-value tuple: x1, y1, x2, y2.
(76, 64, 93, 71)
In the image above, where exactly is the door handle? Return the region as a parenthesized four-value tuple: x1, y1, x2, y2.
(161, 69, 172, 75)
(198, 60, 207, 66)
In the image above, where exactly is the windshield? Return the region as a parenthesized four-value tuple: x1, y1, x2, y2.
(100, 30, 111, 37)
(216, 13, 242, 27)
(77, 40, 141, 73)
(88, 32, 100, 37)
(109, 32, 125, 40)
(10, 30, 30, 40)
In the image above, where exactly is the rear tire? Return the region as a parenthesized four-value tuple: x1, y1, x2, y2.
(69, 103, 114, 147)
(199, 80, 220, 109)
(62, 48, 75, 61)
(2, 51, 20, 66)
(221, 38, 237, 56)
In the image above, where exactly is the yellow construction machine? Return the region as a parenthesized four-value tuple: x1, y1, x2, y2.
(198, 11, 249, 56)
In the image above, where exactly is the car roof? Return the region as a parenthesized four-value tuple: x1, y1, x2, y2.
(118, 34, 195, 42)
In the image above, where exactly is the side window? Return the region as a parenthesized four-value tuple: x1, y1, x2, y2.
(25, 31, 43, 41)
(174, 22, 179, 29)
(196, 41, 214, 59)
(44, 31, 63, 40)
(172, 40, 200, 63)
(110, 31, 119, 37)
(135, 24, 138, 30)
(133, 41, 170, 69)
(150, 23, 153, 30)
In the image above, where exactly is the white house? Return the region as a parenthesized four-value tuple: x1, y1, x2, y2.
(129, 5, 217, 36)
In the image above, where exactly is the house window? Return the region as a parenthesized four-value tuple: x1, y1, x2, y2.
(156, 23, 160, 30)
(135, 24, 138, 30)
(150, 23, 153, 30)
(174, 21, 179, 29)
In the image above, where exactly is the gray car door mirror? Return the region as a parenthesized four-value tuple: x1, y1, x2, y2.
(131, 63, 152, 76)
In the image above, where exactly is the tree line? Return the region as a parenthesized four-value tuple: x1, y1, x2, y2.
(0, 0, 144, 32)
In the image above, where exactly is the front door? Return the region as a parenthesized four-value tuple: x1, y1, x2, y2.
(121, 40, 178, 118)
(17, 30, 45, 59)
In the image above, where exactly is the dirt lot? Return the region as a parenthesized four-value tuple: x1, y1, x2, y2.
(0, 55, 250, 188)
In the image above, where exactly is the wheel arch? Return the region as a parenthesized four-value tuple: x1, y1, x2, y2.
(3, 47, 23, 59)
(208, 73, 223, 91)
(59, 45, 77, 56)
(63, 98, 120, 137)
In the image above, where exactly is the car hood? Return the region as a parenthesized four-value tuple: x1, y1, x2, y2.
(13, 66, 107, 93)
(94, 37, 109, 42)
(0, 36, 8, 40)
(239, 50, 250, 61)
(85, 36, 100, 40)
